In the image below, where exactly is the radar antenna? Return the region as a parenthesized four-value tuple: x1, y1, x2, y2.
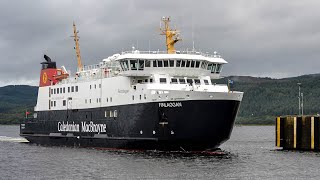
(71, 22, 83, 71)
(160, 17, 182, 54)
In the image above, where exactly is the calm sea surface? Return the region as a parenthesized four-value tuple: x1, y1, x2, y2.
(0, 125, 319, 180)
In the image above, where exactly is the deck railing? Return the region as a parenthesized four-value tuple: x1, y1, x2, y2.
(121, 50, 222, 58)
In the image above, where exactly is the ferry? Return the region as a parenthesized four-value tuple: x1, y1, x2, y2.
(20, 17, 243, 151)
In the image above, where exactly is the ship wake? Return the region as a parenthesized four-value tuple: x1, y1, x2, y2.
(0, 136, 29, 143)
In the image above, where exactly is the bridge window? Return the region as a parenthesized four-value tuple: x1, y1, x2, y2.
(138, 60, 144, 70)
(153, 60, 157, 67)
(120, 62, 125, 71)
(130, 60, 137, 70)
(194, 79, 201, 85)
(201, 61, 208, 69)
(120, 60, 129, 71)
(57, 88, 59, 94)
(176, 60, 181, 67)
(163, 60, 169, 67)
(187, 79, 193, 85)
(158, 60, 163, 67)
(179, 78, 186, 84)
(181, 60, 186, 67)
(63, 87, 65, 93)
(191, 60, 195, 68)
(207, 63, 213, 70)
(160, 78, 167, 84)
(186, 60, 191, 67)
(216, 64, 222, 73)
(204, 80, 209, 85)
(195, 61, 200, 68)
(169, 60, 174, 67)
(211, 64, 217, 73)
(145, 60, 151, 67)
(75, 86, 78, 92)
(124, 60, 129, 70)
(71, 86, 74, 92)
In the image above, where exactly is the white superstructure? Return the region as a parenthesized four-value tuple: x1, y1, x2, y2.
(35, 50, 243, 113)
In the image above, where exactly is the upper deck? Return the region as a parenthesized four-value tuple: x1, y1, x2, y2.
(115, 50, 227, 78)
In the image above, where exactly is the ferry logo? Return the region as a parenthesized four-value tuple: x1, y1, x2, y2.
(42, 72, 48, 84)
(159, 102, 182, 108)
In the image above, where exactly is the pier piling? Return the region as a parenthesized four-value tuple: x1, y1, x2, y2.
(276, 116, 320, 151)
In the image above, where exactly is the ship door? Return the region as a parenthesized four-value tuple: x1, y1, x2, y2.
(67, 97, 72, 109)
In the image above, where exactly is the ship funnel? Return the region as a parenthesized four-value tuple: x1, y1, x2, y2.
(44, 54, 52, 62)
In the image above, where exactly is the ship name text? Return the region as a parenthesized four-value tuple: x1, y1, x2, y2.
(158, 102, 182, 108)
(57, 121, 106, 133)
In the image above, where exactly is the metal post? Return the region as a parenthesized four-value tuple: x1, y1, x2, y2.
(297, 83, 301, 115)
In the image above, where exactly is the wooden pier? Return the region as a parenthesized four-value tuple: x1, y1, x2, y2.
(276, 116, 320, 150)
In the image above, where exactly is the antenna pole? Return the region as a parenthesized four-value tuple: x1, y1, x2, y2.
(160, 17, 181, 54)
(73, 22, 83, 71)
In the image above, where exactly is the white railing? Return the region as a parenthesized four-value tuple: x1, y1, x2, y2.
(120, 50, 222, 58)
(77, 64, 101, 72)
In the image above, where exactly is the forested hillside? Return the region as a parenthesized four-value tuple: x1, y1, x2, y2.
(218, 74, 320, 124)
(1, 74, 320, 124)
(0, 85, 38, 124)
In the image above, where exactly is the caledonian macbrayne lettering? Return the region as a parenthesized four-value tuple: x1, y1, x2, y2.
(158, 102, 182, 108)
(57, 121, 106, 133)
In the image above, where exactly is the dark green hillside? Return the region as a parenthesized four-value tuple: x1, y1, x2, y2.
(1, 74, 320, 124)
(218, 74, 320, 124)
(0, 85, 38, 124)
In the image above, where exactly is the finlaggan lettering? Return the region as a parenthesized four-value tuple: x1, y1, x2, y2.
(158, 102, 182, 108)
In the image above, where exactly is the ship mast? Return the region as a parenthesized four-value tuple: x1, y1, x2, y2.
(72, 22, 83, 71)
(160, 17, 181, 54)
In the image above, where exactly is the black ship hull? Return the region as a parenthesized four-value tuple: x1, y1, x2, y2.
(20, 100, 241, 151)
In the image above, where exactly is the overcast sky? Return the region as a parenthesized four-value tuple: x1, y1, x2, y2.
(1, 0, 320, 86)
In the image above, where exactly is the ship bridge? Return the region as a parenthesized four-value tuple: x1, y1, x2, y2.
(116, 50, 227, 79)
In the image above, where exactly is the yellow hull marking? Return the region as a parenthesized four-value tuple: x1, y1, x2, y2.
(276, 117, 280, 147)
(294, 117, 297, 149)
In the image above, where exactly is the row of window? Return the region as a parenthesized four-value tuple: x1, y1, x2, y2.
(50, 86, 78, 95)
(132, 94, 147, 101)
(119, 59, 223, 73)
(49, 100, 66, 108)
(105, 110, 118, 118)
(85, 97, 113, 104)
(159, 78, 210, 85)
(89, 84, 101, 89)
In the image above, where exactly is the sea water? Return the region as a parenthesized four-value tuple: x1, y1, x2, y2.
(0, 125, 319, 179)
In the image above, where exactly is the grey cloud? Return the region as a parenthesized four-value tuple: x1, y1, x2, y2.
(0, 0, 320, 86)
